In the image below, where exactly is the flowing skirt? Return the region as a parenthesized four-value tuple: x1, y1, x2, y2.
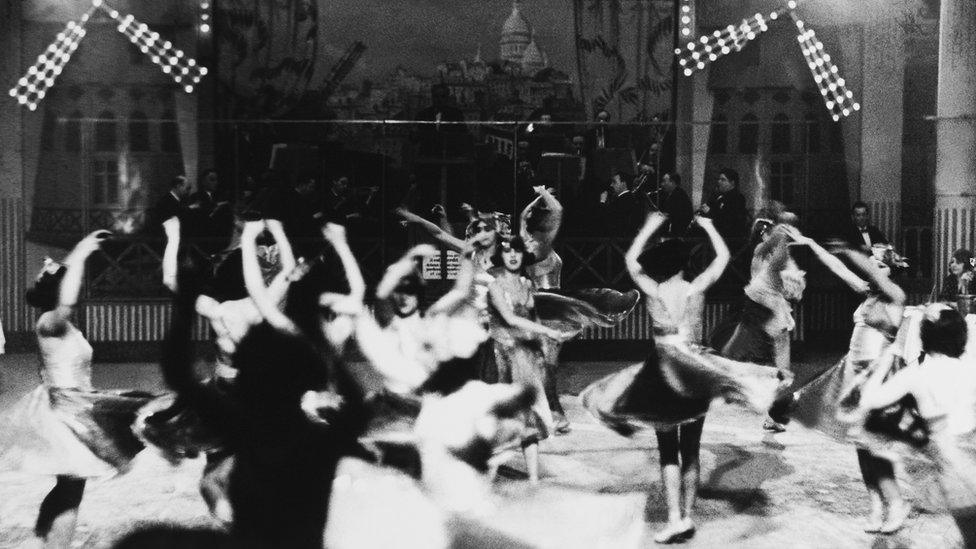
(0, 385, 152, 478)
(581, 340, 780, 435)
(132, 377, 233, 462)
(534, 288, 641, 338)
(925, 430, 976, 513)
(709, 297, 777, 364)
(494, 339, 553, 442)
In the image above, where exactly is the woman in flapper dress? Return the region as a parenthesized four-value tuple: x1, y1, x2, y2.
(788, 237, 912, 533)
(858, 304, 976, 546)
(0, 231, 152, 548)
(581, 212, 780, 544)
(519, 185, 640, 434)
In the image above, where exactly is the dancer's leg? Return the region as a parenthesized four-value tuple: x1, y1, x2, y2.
(678, 418, 705, 521)
(870, 454, 910, 533)
(856, 449, 885, 532)
(654, 428, 687, 542)
(522, 441, 540, 484)
(34, 476, 86, 548)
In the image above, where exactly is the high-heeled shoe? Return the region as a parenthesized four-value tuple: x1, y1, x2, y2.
(863, 504, 884, 533)
(879, 501, 911, 534)
(653, 520, 694, 544)
(680, 517, 696, 539)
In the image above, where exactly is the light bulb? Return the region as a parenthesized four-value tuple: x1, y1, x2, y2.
(852, 103, 861, 111)
(684, 68, 693, 76)
(7, 88, 16, 97)
(184, 85, 194, 93)
(199, 23, 210, 33)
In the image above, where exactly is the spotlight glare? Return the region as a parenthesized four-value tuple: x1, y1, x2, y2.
(184, 85, 194, 93)
(852, 103, 861, 111)
(199, 23, 211, 33)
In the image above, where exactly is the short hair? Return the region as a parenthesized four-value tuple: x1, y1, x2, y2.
(719, 168, 739, 186)
(170, 175, 187, 189)
(664, 172, 682, 186)
(637, 238, 690, 283)
(951, 248, 974, 271)
(612, 171, 631, 189)
(26, 266, 67, 312)
(920, 306, 968, 358)
(491, 236, 535, 269)
(851, 201, 869, 213)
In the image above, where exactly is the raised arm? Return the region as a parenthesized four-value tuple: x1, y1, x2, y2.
(161, 217, 181, 293)
(488, 283, 564, 341)
(241, 220, 299, 335)
(431, 204, 456, 237)
(624, 212, 668, 298)
(322, 223, 365, 302)
(395, 206, 467, 252)
(519, 186, 563, 257)
(428, 254, 476, 316)
(786, 229, 869, 294)
(689, 216, 730, 294)
(39, 230, 110, 335)
(376, 244, 438, 300)
(838, 249, 906, 306)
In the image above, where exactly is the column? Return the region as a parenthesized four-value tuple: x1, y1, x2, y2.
(933, 0, 976, 282)
(859, 19, 905, 245)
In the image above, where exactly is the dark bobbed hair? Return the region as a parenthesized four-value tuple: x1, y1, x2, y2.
(393, 271, 425, 298)
(491, 236, 536, 270)
(920, 307, 968, 358)
(719, 168, 739, 186)
(637, 238, 690, 283)
(951, 248, 974, 271)
(26, 266, 67, 312)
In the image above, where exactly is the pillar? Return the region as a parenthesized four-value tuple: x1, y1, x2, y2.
(859, 19, 905, 245)
(933, 0, 976, 282)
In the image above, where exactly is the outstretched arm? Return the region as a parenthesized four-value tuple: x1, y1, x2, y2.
(395, 206, 467, 253)
(786, 229, 869, 294)
(689, 216, 730, 294)
(322, 223, 365, 302)
(624, 212, 667, 299)
(432, 204, 456, 237)
(838, 249, 906, 306)
(488, 283, 564, 340)
(241, 220, 299, 335)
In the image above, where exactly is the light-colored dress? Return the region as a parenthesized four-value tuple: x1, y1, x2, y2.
(0, 319, 150, 477)
(581, 280, 780, 434)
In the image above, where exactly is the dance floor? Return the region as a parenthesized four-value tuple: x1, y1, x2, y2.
(0, 352, 963, 548)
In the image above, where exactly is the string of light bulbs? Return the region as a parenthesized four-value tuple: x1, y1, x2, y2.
(674, 0, 859, 121)
(7, 7, 96, 111)
(7, 0, 207, 110)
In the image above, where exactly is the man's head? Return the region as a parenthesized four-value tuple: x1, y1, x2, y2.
(610, 172, 630, 195)
(171, 175, 191, 198)
(295, 177, 317, 197)
(661, 172, 681, 193)
(331, 176, 349, 195)
(851, 201, 870, 229)
(717, 168, 738, 193)
(200, 169, 218, 193)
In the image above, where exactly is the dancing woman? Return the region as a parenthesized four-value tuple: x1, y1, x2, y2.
(858, 304, 976, 546)
(0, 231, 151, 548)
(581, 213, 779, 543)
(789, 238, 910, 533)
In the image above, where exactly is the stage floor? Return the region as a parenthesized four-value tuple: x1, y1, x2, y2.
(0, 352, 963, 548)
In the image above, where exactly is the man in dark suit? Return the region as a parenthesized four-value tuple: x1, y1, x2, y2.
(600, 171, 642, 237)
(658, 172, 693, 236)
(842, 201, 888, 251)
(701, 168, 749, 243)
(148, 175, 191, 234)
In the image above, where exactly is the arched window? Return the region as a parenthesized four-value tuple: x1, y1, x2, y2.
(128, 111, 150, 152)
(41, 109, 58, 151)
(738, 113, 759, 154)
(802, 113, 821, 154)
(65, 110, 82, 152)
(94, 110, 117, 152)
(160, 110, 180, 153)
(709, 115, 728, 155)
(770, 113, 791, 154)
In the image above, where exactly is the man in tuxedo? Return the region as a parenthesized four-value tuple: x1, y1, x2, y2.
(842, 201, 888, 251)
(701, 168, 749, 243)
(600, 172, 641, 237)
(658, 172, 693, 236)
(148, 175, 191, 234)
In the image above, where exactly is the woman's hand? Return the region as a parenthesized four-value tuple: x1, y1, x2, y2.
(321, 222, 346, 243)
(77, 229, 112, 255)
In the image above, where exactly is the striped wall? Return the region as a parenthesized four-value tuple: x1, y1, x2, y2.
(0, 198, 29, 333)
(868, 200, 901, 252)
(935, 206, 976, 283)
(83, 301, 209, 342)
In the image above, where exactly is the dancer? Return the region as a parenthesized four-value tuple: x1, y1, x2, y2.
(788, 239, 910, 533)
(581, 212, 780, 543)
(0, 231, 151, 548)
(710, 213, 805, 431)
(488, 236, 569, 483)
(858, 304, 976, 546)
